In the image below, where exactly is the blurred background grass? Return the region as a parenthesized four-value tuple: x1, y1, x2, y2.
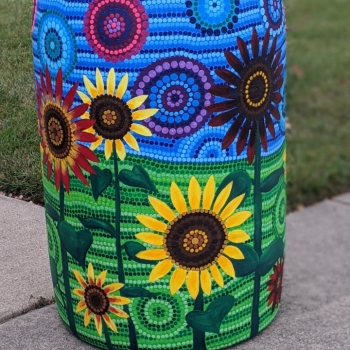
(0, 0, 349, 209)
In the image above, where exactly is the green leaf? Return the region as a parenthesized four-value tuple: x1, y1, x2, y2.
(45, 203, 60, 222)
(119, 165, 157, 192)
(123, 242, 157, 265)
(90, 166, 113, 201)
(79, 217, 116, 238)
(228, 243, 259, 277)
(186, 295, 235, 334)
(58, 221, 93, 268)
(257, 237, 284, 276)
(215, 170, 251, 207)
(260, 168, 284, 192)
(49, 255, 58, 288)
(121, 287, 159, 298)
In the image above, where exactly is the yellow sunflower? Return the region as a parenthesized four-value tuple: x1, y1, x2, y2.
(73, 263, 131, 336)
(78, 68, 158, 161)
(135, 176, 252, 299)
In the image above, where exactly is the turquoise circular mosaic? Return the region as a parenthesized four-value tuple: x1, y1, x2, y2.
(37, 11, 76, 79)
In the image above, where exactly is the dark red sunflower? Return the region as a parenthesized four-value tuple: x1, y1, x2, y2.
(267, 258, 284, 313)
(206, 28, 284, 164)
(36, 67, 99, 192)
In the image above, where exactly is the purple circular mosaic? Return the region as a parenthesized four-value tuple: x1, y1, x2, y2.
(132, 57, 214, 138)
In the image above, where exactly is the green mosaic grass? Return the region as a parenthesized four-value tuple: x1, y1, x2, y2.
(45, 144, 285, 349)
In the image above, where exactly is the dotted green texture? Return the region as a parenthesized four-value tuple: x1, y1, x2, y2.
(44, 142, 286, 350)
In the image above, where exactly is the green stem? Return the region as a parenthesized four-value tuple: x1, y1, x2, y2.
(251, 124, 262, 337)
(113, 145, 139, 350)
(59, 183, 77, 336)
(193, 289, 206, 350)
(103, 320, 114, 350)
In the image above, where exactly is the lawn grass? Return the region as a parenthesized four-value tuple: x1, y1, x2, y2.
(0, 0, 42, 202)
(0, 0, 350, 210)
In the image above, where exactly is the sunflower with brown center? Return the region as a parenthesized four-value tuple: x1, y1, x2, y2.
(78, 68, 158, 160)
(267, 258, 284, 313)
(36, 67, 99, 192)
(135, 175, 252, 299)
(206, 28, 284, 164)
(73, 263, 131, 336)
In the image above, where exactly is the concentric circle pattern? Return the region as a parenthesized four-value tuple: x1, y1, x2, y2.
(186, 0, 240, 36)
(133, 57, 214, 139)
(260, 0, 285, 36)
(37, 11, 76, 78)
(84, 0, 149, 62)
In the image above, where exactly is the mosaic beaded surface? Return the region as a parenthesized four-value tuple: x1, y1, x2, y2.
(32, 0, 286, 349)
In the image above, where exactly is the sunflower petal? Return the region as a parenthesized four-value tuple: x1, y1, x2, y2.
(115, 139, 126, 161)
(94, 314, 102, 336)
(124, 132, 140, 152)
(222, 115, 245, 149)
(83, 75, 98, 99)
(130, 123, 152, 136)
(54, 160, 61, 191)
(148, 196, 176, 222)
(55, 68, 63, 105)
(188, 176, 201, 210)
(116, 73, 128, 99)
(73, 270, 88, 289)
(77, 91, 92, 105)
(137, 215, 168, 232)
(105, 139, 113, 161)
(213, 182, 233, 213)
(208, 109, 238, 127)
(202, 175, 215, 210)
(135, 232, 164, 246)
(95, 68, 105, 95)
(127, 95, 148, 110)
(170, 182, 187, 214)
(103, 283, 124, 295)
(91, 136, 104, 151)
(225, 211, 252, 228)
(109, 306, 129, 319)
(220, 194, 245, 221)
(136, 249, 168, 261)
(107, 68, 116, 95)
(88, 263, 95, 285)
(149, 259, 173, 282)
(224, 246, 245, 260)
(218, 255, 235, 278)
(108, 296, 132, 305)
(61, 161, 70, 194)
(76, 300, 87, 313)
(132, 108, 159, 121)
(224, 51, 244, 73)
(237, 36, 250, 65)
(96, 270, 107, 288)
(251, 27, 259, 59)
(84, 309, 92, 327)
(200, 269, 212, 296)
(73, 288, 85, 298)
(103, 313, 117, 333)
(228, 230, 250, 243)
(210, 263, 224, 288)
(170, 268, 187, 295)
(186, 270, 199, 299)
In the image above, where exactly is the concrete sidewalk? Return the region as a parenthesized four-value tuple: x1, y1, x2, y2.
(1, 193, 350, 350)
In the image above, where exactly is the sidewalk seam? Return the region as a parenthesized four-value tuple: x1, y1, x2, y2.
(0, 297, 55, 325)
(331, 199, 350, 207)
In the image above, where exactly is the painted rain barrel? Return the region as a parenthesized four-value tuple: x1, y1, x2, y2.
(31, 0, 287, 349)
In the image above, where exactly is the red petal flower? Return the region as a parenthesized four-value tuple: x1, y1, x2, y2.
(37, 67, 99, 193)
